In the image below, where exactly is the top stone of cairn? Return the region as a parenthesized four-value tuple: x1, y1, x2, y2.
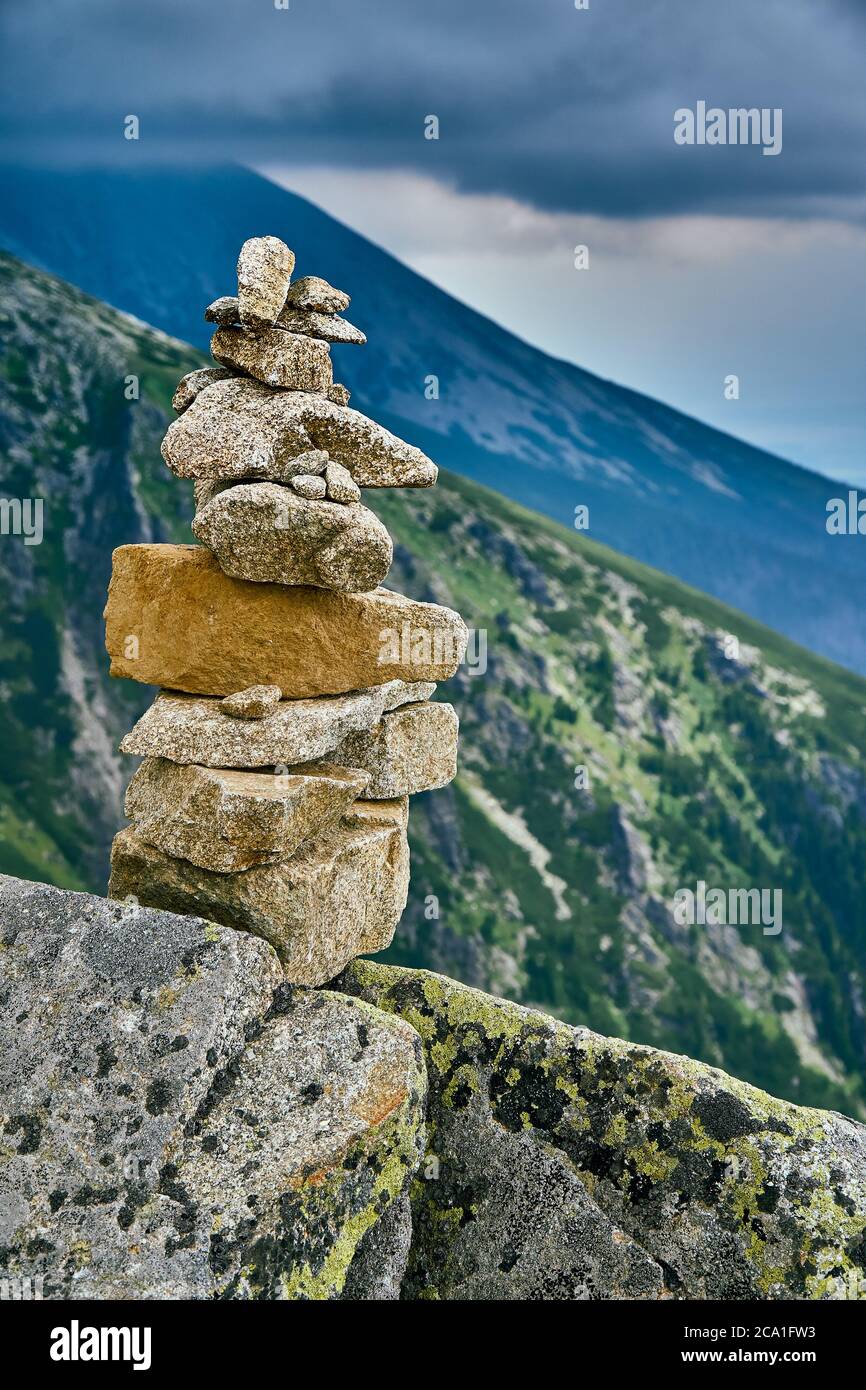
(237, 236, 295, 331)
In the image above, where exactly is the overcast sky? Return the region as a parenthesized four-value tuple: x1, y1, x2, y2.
(3, 0, 865, 480)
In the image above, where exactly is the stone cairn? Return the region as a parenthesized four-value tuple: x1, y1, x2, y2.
(105, 236, 467, 984)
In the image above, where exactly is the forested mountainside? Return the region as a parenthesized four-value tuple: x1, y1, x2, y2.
(2, 252, 866, 1115)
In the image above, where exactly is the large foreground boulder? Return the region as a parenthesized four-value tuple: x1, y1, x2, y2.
(336, 961, 866, 1301)
(0, 876, 425, 1299)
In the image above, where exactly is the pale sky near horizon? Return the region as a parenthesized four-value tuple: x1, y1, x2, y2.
(3, 0, 866, 482)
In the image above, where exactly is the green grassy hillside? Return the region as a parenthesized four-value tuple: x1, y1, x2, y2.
(2, 251, 865, 1115)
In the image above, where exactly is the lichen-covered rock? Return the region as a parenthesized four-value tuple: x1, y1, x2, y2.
(284, 276, 350, 314)
(172, 367, 235, 413)
(110, 799, 410, 984)
(211, 325, 333, 392)
(161, 377, 437, 486)
(0, 874, 426, 1300)
(119, 680, 436, 768)
(236, 236, 294, 330)
(336, 962, 866, 1301)
(0, 874, 281, 1299)
(318, 701, 459, 798)
(104, 544, 467, 695)
(221, 684, 282, 720)
(124, 757, 368, 872)
(192, 482, 393, 593)
(276, 308, 366, 345)
(167, 988, 426, 1299)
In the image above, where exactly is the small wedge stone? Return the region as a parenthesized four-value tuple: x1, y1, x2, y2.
(161, 377, 436, 486)
(105, 544, 466, 695)
(325, 460, 361, 504)
(276, 308, 366, 345)
(124, 757, 369, 872)
(212, 326, 332, 392)
(221, 684, 282, 720)
(172, 367, 235, 413)
(328, 384, 351, 406)
(119, 681, 436, 768)
(290, 473, 327, 500)
(192, 482, 392, 592)
(284, 276, 350, 314)
(109, 800, 409, 984)
(236, 236, 295, 330)
(204, 295, 239, 326)
(313, 701, 459, 797)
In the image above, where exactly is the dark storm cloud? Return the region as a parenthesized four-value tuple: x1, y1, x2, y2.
(1, 0, 864, 221)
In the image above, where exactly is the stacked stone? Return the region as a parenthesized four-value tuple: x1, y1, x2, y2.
(105, 236, 467, 985)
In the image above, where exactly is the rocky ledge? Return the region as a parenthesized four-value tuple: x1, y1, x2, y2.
(2, 874, 865, 1301)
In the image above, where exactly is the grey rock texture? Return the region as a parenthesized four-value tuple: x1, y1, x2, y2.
(161, 377, 437, 486)
(221, 684, 282, 720)
(109, 799, 410, 984)
(172, 367, 235, 413)
(336, 962, 866, 1301)
(119, 680, 437, 768)
(289, 473, 327, 500)
(276, 308, 366, 345)
(318, 701, 459, 798)
(204, 295, 239, 326)
(124, 757, 368, 872)
(324, 459, 361, 503)
(284, 276, 350, 314)
(211, 326, 333, 392)
(0, 874, 280, 1298)
(192, 481, 393, 593)
(340, 1191, 413, 1300)
(0, 875, 426, 1300)
(236, 236, 294, 331)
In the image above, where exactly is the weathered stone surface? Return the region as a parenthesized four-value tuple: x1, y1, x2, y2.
(110, 798, 410, 984)
(340, 1191, 413, 1300)
(284, 275, 350, 314)
(120, 679, 436, 768)
(212, 326, 332, 392)
(193, 454, 330, 506)
(124, 757, 368, 872)
(104, 544, 467, 695)
(161, 377, 437, 486)
(337, 962, 866, 1301)
(221, 683, 282, 720)
(276, 308, 366, 345)
(192, 482, 393, 592)
(0, 874, 281, 1299)
(236, 236, 294, 330)
(325, 459, 361, 503)
(320, 701, 459, 797)
(327, 383, 351, 406)
(290, 473, 327, 500)
(172, 367, 234, 413)
(204, 295, 239, 326)
(0, 874, 426, 1300)
(169, 989, 426, 1299)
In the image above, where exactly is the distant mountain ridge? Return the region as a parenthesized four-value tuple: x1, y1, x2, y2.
(0, 164, 862, 673)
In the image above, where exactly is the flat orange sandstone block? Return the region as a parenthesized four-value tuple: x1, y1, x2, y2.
(104, 544, 467, 697)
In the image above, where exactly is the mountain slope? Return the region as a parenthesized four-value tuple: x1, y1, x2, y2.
(2, 253, 866, 1118)
(0, 165, 862, 674)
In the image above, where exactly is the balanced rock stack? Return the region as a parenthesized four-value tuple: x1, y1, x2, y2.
(105, 235, 466, 984)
